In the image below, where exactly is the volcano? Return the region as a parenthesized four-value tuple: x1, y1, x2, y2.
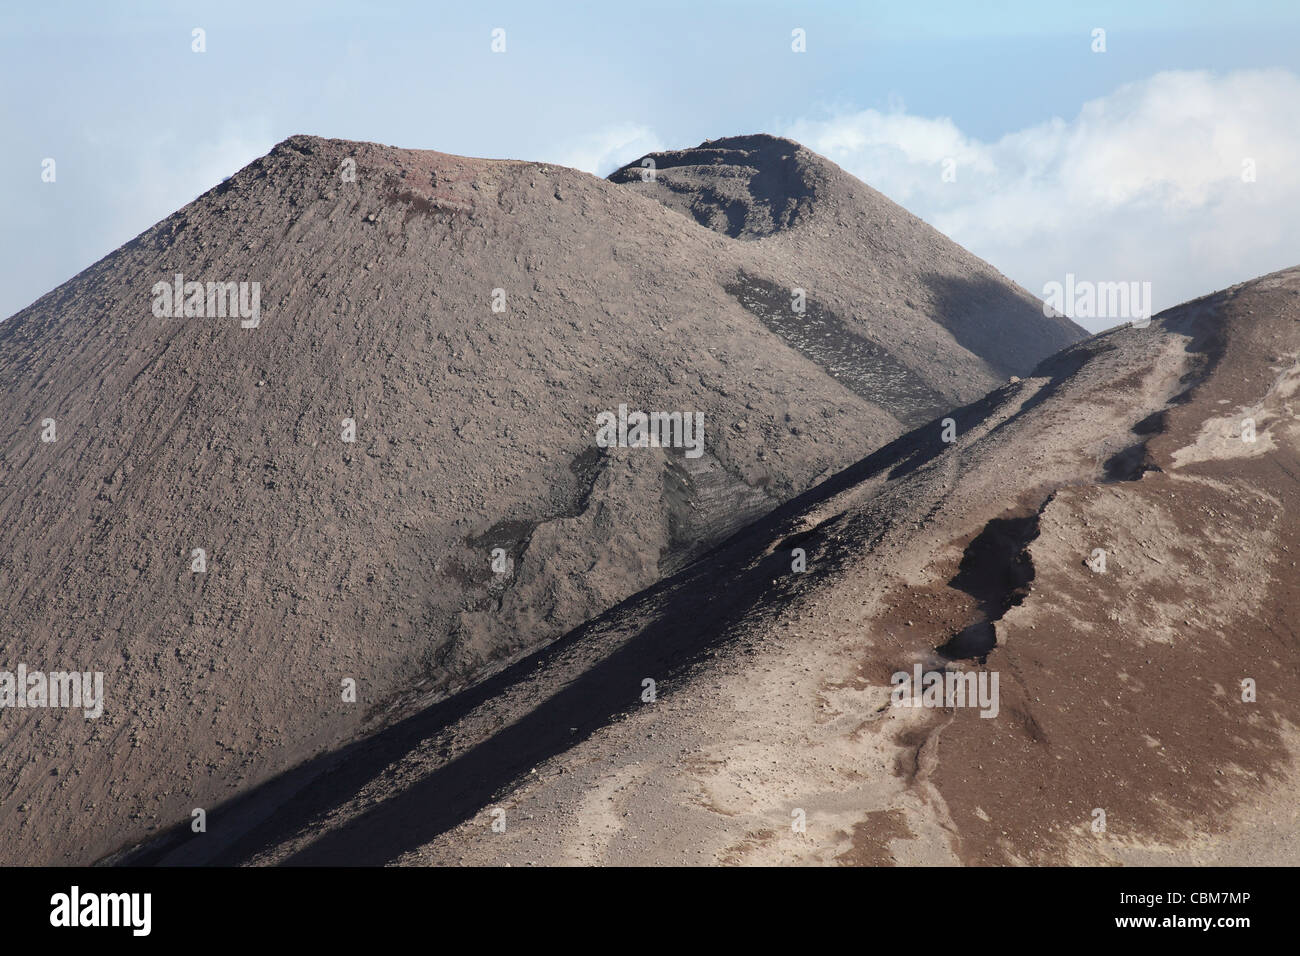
(0, 133, 1083, 865)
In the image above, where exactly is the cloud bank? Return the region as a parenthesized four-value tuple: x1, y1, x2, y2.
(780, 69, 1300, 331)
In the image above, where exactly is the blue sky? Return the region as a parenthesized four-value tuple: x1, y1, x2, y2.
(5, 1, 1300, 329)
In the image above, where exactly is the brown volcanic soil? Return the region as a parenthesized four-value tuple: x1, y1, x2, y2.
(931, 270, 1300, 864)
(134, 267, 1300, 868)
(0, 134, 1078, 866)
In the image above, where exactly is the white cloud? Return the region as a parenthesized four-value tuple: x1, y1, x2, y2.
(783, 69, 1300, 331)
(543, 123, 666, 177)
(108, 121, 277, 245)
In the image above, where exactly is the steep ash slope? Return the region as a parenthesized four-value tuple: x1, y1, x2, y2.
(149, 267, 1300, 867)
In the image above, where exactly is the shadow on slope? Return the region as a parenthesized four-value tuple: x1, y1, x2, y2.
(921, 273, 1085, 379)
(107, 330, 1121, 868)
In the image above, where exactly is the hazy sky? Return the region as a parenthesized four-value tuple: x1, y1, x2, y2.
(5, 0, 1300, 330)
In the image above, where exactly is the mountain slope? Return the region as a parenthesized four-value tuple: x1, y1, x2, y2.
(0, 134, 1079, 865)
(140, 266, 1300, 867)
(610, 134, 1083, 381)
